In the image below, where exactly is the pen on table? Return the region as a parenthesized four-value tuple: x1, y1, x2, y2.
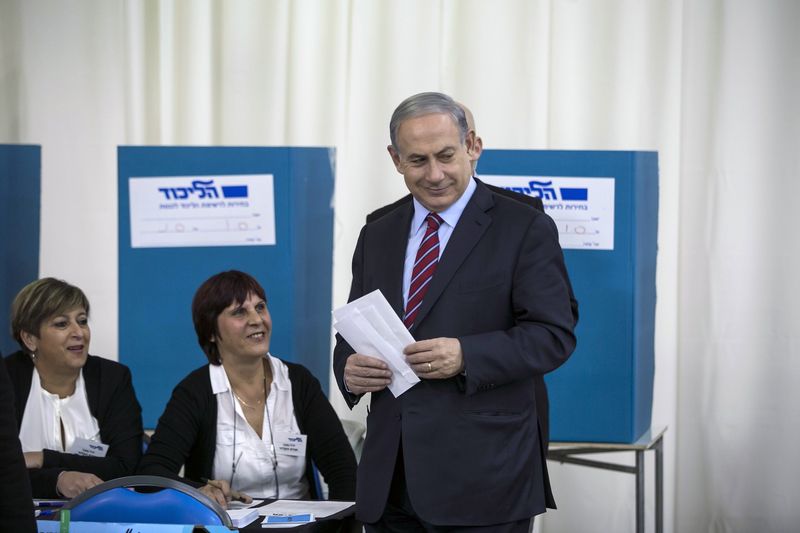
(34, 501, 66, 508)
(199, 477, 251, 503)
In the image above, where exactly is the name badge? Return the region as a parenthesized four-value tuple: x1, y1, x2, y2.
(67, 437, 108, 458)
(274, 432, 307, 457)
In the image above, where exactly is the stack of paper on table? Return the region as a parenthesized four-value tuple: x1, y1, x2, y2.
(226, 507, 259, 527)
(332, 290, 419, 397)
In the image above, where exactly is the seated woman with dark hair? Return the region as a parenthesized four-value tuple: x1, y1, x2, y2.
(138, 270, 356, 508)
(4, 278, 144, 498)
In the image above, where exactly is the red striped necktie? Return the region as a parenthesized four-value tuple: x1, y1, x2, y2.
(404, 212, 443, 328)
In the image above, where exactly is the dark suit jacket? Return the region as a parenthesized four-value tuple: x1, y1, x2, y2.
(333, 179, 577, 525)
(365, 183, 579, 453)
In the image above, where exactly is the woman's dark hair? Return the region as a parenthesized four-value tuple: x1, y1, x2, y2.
(192, 270, 266, 365)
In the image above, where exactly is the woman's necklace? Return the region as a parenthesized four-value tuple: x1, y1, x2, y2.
(233, 389, 263, 410)
(231, 360, 269, 410)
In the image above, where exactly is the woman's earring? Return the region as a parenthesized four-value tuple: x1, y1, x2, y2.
(30, 351, 38, 363)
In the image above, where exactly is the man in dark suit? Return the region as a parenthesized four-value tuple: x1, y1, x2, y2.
(367, 103, 578, 453)
(334, 92, 577, 531)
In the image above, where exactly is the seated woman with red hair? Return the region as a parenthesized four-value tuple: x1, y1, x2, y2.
(139, 270, 356, 508)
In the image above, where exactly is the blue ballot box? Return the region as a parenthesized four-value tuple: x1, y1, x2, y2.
(481, 150, 658, 443)
(37, 523, 231, 533)
(0, 144, 40, 355)
(118, 147, 335, 427)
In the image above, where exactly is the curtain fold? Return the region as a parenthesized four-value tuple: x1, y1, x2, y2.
(1, 0, 797, 530)
(677, 2, 800, 531)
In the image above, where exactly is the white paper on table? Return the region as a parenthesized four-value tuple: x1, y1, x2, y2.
(226, 507, 260, 527)
(257, 499, 354, 518)
(333, 289, 420, 397)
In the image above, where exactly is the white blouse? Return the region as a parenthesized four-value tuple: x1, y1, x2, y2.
(210, 354, 308, 499)
(18, 367, 103, 453)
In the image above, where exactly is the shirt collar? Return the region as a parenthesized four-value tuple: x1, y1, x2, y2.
(411, 177, 477, 232)
(34, 367, 85, 403)
(209, 353, 290, 395)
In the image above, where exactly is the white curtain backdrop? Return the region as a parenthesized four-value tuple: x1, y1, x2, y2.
(1, 1, 797, 531)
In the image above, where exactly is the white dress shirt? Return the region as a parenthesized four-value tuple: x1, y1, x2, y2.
(210, 354, 308, 499)
(402, 177, 477, 308)
(18, 367, 102, 453)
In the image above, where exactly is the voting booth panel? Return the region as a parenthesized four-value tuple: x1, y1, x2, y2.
(118, 147, 334, 428)
(481, 150, 658, 443)
(0, 145, 41, 356)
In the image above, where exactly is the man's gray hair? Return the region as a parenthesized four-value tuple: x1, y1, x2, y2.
(389, 92, 469, 149)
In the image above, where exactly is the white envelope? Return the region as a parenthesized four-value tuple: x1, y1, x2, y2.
(333, 289, 419, 397)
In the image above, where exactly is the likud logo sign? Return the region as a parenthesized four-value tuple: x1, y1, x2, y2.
(128, 174, 276, 248)
(481, 175, 615, 250)
(156, 179, 249, 201)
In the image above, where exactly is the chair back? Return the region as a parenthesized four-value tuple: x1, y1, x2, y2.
(62, 475, 232, 527)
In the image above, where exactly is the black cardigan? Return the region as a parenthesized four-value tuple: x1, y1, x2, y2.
(138, 360, 356, 501)
(4, 351, 144, 498)
(0, 354, 36, 532)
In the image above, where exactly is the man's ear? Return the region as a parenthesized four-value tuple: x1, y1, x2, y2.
(20, 330, 38, 353)
(387, 145, 404, 173)
(466, 131, 483, 161)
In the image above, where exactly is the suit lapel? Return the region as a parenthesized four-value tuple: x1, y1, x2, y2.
(410, 182, 494, 331)
(376, 201, 413, 317)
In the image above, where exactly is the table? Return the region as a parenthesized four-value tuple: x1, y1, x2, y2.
(547, 426, 666, 533)
(36, 500, 357, 532)
(241, 500, 357, 532)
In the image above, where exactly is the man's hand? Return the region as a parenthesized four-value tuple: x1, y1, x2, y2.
(56, 471, 103, 498)
(405, 337, 464, 379)
(344, 354, 392, 394)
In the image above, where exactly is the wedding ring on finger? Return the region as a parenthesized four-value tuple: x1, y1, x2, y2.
(427, 362, 432, 372)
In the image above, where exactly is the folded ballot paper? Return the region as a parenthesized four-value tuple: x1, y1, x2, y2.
(333, 289, 419, 397)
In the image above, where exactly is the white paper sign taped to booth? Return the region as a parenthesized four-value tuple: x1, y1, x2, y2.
(129, 174, 276, 248)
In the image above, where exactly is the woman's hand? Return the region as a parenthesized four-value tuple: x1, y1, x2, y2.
(199, 479, 253, 508)
(56, 471, 103, 498)
(24, 451, 44, 469)
(200, 479, 233, 509)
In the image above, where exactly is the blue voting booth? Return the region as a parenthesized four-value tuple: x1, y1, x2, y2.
(118, 147, 335, 427)
(481, 150, 658, 443)
(0, 145, 41, 355)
